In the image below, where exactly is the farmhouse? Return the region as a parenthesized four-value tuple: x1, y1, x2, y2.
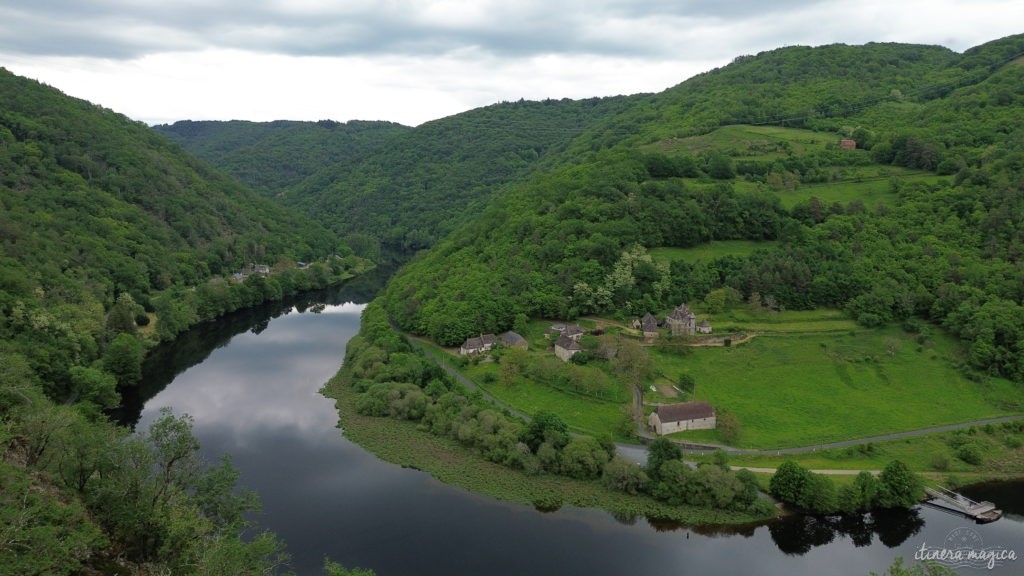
(459, 333, 497, 355)
(500, 331, 528, 350)
(696, 320, 713, 334)
(548, 322, 584, 341)
(665, 304, 697, 336)
(840, 139, 857, 150)
(638, 313, 659, 338)
(554, 334, 582, 362)
(648, 402, 716, 435)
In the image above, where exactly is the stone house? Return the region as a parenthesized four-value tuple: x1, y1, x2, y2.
(641, 313, 659, 337)
(546, 322, 566, 339)
(500, 331, 528, 350)
(696, 320, 713, 334)
(665, 304, 697, 336)
(648, 402, 716, 435)
(564, 324, 584, 341)
(554, 334, 582, 362)
(548, 322, 584, 341)
(459, 333, 497, 355)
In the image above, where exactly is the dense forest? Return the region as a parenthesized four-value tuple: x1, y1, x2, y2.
(166, 97, 637, 256)
(0, 69, 365, 574)
(381, 36, 1024, 382)
(154, 119, 409, 199)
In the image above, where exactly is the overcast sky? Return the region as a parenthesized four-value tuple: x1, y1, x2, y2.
(1, 1, 1020, 126)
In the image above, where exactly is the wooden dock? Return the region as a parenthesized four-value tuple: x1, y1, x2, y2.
(924, 486, 1002, 523)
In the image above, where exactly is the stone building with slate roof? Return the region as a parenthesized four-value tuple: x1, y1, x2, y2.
(648, 402, 716, 435)
(665, 304, 697, 336)
(459, 333, 498, 355)
(500, 331, 528, 350)
(554, 334, 582, 362)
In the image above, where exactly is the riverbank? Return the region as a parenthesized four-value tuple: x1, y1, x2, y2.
(321, 372, 775, 527)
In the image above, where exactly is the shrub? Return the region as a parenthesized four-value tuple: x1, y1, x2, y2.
(601, 456, 649, 495)
(718, 409, 742, 445)
(930, 453, 950, 471)
(560, 437, 610, 480)
(956, 444, 983, 466)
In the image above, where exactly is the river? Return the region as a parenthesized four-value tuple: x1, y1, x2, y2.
(122, 285, 1023, 576)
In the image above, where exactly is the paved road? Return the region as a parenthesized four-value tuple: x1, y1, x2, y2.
(735, 467, 879, 475)
(675, 414, 1024, 456)
(403, 330, 1024, 470)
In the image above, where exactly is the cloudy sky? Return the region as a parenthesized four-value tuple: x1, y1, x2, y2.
(1, 1, 1021, 126)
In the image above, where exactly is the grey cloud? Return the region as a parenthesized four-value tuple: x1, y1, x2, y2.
(0, 1, 716, 59)
(600, 0, 833, 19)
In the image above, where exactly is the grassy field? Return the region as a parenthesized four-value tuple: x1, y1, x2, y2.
(646, 124, 951, 214)
(413, 308, 1020, 470)
(650, 241, 777, 264)
(653, 125, 836, 159)
(774, 171, 948, 209)
(653, 325, 1022, 449)
(419, 319, 633, 438)
(711, 308, 858, 333)
(703, 422, 1024, 480)
(466, 363, 630, 437)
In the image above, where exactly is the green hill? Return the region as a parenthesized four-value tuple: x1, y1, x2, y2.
(381, 35, 1024, 382)
(166, 97, 634, 255)
(0, 68, 358, 396)
(0, 67, 372, 575)
(154, 118, 409, 197)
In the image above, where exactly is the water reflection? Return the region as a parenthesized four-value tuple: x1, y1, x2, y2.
(118, 275, 383, 428)
(769, 510, 923, 555)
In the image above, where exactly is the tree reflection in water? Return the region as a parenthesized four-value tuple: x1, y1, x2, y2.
(770, 509, 924, 555)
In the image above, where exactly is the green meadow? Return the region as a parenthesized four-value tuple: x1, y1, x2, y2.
(773, 170, 948, 209)
(416, 309, 1020, 458)
(711, 308, 858, 333)
(655, 124, 836, 159)
(705, 421, 1024, 479)
(654, 325, 1022, 449)
(467, 362, 628, 437)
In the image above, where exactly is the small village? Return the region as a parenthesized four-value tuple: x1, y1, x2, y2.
(455, 303, 719, 437)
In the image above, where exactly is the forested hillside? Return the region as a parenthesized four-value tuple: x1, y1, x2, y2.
(383, 35, 1024, 382)
(0, 69, 361, 573)
(155, 119, 408, 197)
(0, 67, 361, 395)
(168, 97, 635, 256)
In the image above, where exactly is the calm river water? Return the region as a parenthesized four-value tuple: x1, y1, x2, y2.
(123, 284, 1023, 576)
